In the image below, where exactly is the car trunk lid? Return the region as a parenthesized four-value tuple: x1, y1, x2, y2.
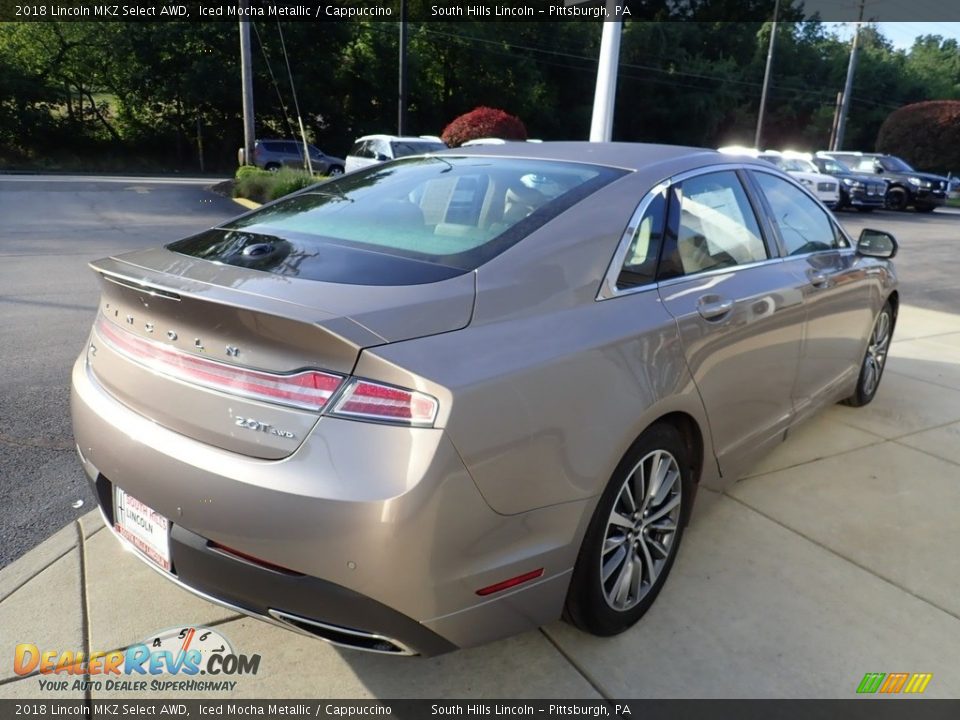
(86, 248, 474, 459)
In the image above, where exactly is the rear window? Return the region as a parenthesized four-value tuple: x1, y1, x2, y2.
(391, 140, 446, 158)
(169, 156, 625, 285)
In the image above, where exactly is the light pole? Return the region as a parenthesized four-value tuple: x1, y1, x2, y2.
(589, 0, 623, 142)
(754, 0, 780, 149)
(238, 10, 255, 165)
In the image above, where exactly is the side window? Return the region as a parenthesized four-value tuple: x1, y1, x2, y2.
(667, 171, 768, 277)
(753, 172, 848, 255)
(617, 190, 666, 288)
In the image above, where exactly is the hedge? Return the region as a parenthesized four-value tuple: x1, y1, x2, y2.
(441, 107, 527, 148)
(233, 166, 326, 203)
(876, 100, 960, 175)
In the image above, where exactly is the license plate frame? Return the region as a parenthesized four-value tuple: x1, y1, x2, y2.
(114, 487, 171, 572)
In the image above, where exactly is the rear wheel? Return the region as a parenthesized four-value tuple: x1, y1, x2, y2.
(264, 162, 281, 173)
(565, 424, 693, 636)
(885, 187, 909, 211)
(328, 165, 344, 177)
(856, 206, 875, 213)
(843, 301, 893, 407)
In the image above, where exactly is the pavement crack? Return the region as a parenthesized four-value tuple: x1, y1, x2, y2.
(77, 520, 93, 705)
(538, 627, 621, 712)
(723, 491, 960, 626)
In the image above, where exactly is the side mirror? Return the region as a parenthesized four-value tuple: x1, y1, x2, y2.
(857, 228, 898, 259)
(375, 153, 389, 162)
(874, 164, 884, 175)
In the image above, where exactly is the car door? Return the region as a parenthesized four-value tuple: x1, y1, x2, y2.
(748, 169, 874, 417)
(346, 141, 376, 172)
(656, 169, 807, 480)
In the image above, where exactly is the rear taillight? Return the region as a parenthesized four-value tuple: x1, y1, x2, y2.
(329, 379, 438, 427)
(95, 315, 342, 411)
(94, 315, 439, 426)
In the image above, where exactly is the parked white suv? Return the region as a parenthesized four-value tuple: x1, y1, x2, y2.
(345, 135, 447, 173)
(718, 146, 840, 208)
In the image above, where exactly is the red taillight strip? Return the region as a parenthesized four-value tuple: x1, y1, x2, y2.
(94, 314, 343, 411)
(475, 569, 544, 596)
(329, 379, 439, 427)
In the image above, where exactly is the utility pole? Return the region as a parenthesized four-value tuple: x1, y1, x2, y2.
(398, 0, 408, 136)
(754, 0, 780, 149)
(589, 0, 623, 142)
(828, 91, 843, 150)
(238, 9, 255, 166)
(833, 0, 866, 151)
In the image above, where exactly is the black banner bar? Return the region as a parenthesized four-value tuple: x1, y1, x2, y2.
(2, 700, 960, 720)
(3, 0, 960, 22)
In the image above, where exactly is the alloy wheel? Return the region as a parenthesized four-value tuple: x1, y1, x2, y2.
(862, 309, 891, 397)
(601, 449, 682, 612)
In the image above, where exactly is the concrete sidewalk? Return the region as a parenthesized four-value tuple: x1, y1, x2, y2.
(3, 304, 960, 699)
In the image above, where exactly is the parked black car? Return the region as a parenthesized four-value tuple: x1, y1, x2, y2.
(810, 155, 887, 212)
(818, 152, 949, 213)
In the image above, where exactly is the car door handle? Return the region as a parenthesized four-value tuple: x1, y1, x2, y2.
(697, 296, 734, 320)
(808, 271, 830, 288)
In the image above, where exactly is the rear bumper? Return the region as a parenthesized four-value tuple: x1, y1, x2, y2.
(71, 353, 587, 655)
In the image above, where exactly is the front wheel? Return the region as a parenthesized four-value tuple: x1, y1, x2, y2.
(885, 188, 909, 211)
(564, 423, 693, 636)
(843, 301, 894, 407)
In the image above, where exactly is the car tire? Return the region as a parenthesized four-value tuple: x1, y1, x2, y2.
(843, 301, 894, 408)
(915, 204, 936, 213)
(855, 207, 875, 213)
(328, 166, 344, 177)
(885, 187, 909, 211)
(564, 423, 693, 636)
(264, 163, 281, 173)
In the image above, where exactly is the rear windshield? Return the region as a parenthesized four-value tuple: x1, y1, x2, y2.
(169, 156, 625, 285)
(390, 140, 446, 157)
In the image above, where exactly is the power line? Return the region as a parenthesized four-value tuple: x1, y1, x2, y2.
(251, 22, 296, 140)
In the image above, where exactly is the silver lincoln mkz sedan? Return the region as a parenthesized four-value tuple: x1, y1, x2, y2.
(71, 143, 898, 655)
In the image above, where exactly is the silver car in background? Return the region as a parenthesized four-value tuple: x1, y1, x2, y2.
(71, 143, 898, 655)
(238, 138, 345, 175)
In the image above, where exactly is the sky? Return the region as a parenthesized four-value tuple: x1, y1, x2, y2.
(827, 22, 960, 49)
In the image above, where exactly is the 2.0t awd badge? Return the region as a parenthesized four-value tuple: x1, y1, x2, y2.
(233, 417, 296, 439)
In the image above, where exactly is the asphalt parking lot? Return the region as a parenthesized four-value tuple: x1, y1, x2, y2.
(1, 177, 959, 698)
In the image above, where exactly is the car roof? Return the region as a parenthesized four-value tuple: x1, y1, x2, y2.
(437, 141, 732, 172)
(355, 134, 445, 143)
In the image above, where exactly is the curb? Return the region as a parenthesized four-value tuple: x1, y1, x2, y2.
(232, 197, 262, 210)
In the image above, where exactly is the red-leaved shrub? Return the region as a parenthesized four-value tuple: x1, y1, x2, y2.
(876, 100, 960, 174)
(440, 107, 527, 148)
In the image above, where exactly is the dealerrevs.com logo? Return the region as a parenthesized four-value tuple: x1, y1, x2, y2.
(15, 626, 260, 693)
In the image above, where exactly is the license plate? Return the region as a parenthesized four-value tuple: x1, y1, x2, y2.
(114, 487, 171, 571)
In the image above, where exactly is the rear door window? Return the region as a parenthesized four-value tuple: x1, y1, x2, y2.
(617, 189, 666, 289)
(660, 171, 768, 279)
